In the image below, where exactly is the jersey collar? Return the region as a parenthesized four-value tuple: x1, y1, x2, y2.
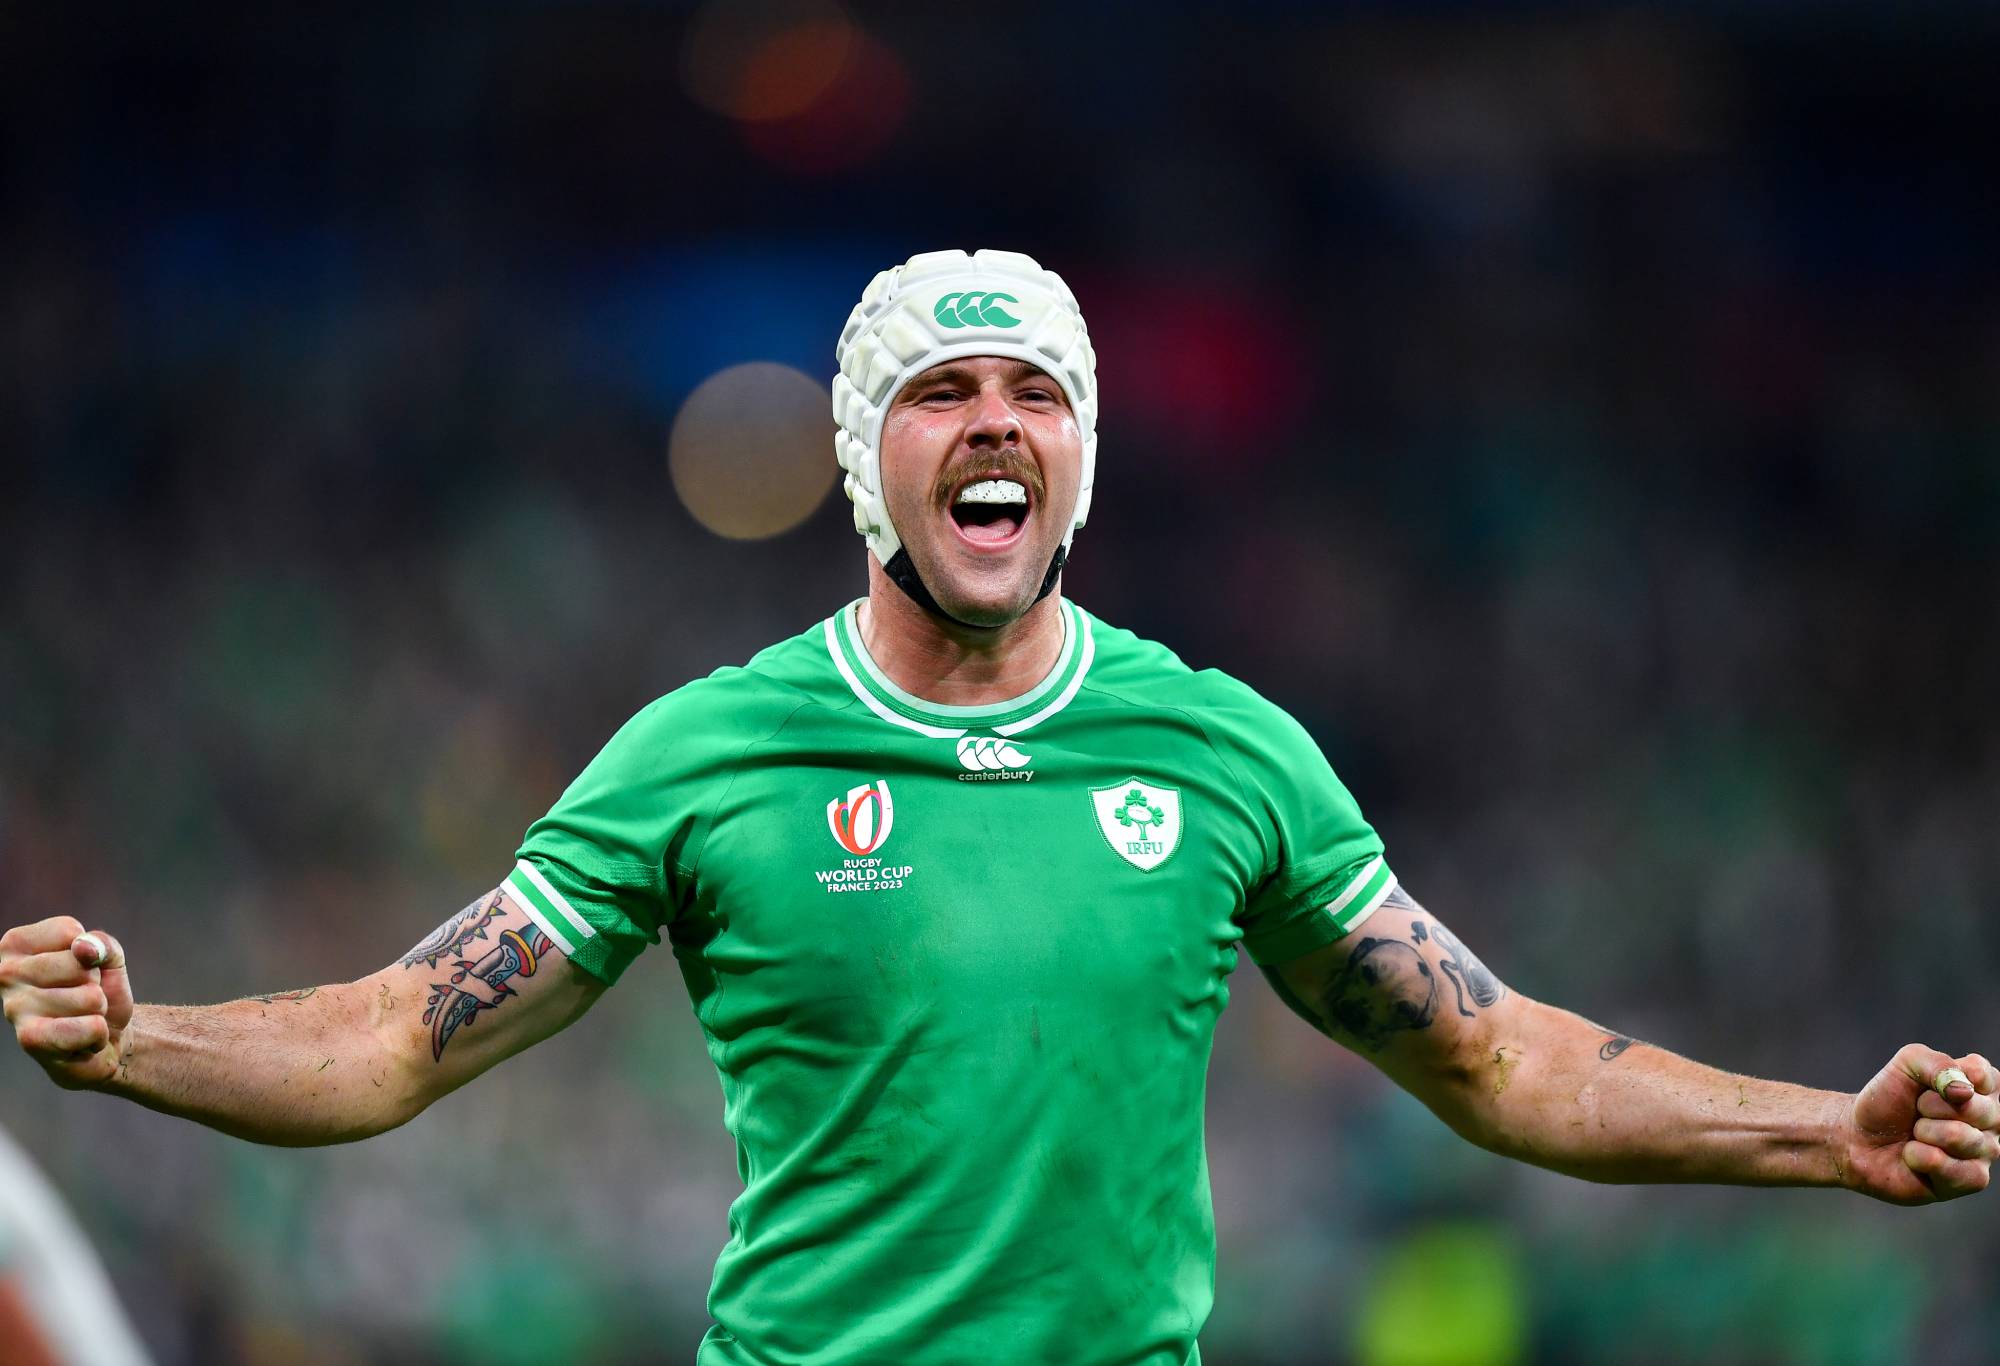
(823, 597, 1095, 740)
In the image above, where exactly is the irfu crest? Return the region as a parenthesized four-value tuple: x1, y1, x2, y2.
(1090, 779, 1182, 871)
(1112, 789, 1164, 839)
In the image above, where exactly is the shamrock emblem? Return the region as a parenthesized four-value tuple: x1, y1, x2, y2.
(1113, 788, 1166, 838)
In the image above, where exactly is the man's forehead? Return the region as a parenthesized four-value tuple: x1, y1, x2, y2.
(908, 356, 1055, 384)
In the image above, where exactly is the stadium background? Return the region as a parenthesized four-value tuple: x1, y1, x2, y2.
(3, 3, 1997, 1362)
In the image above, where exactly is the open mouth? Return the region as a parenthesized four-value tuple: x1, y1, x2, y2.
(949, 477, 1032, 549)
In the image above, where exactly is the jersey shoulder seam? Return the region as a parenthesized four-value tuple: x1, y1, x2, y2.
(668, 661, 822, 710)
(680, 694, 820, 888)
(583, 676, 821, 904)
(685, 654, 900, 737)
(736, 650, 839, 704)
(679, 693, 816, 1045)
(1077, 677, 1276, 885)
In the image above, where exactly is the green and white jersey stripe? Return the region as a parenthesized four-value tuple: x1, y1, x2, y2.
(1327, 854, 1398, 932)
(822, 596, 1095, 738)
(503, 858, 597, 958)
(510, 601, 1392, 1366)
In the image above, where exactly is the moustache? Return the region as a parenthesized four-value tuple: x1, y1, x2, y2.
(931, 450, 1045, 507)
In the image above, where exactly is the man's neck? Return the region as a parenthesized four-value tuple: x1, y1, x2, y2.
(857, 559, 1067, 708)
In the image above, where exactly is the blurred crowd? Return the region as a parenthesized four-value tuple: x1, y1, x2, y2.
(3, 4, 1997, 1363)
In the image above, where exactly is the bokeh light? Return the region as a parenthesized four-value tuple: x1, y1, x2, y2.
(668, 362, 835, 540)
(734, 17, 856, 123)
(735, 31, 909, 175)
(677, 0, 909, 176)
(679, 0, 853, 119)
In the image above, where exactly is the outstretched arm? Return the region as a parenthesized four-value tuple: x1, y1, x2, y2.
(1262, 887, 1997, 1204)
(1, 888, 604, 1146)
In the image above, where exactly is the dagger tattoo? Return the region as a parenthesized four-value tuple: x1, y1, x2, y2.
(422, 925, 554, 1061)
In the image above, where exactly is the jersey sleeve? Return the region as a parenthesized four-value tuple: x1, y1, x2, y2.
(1201, 677, 1396, 965)
(506, 688, 720, 985)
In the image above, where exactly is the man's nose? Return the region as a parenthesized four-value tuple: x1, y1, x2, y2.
(964, 384, 1021, 447)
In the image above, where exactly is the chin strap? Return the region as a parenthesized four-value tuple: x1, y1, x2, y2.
(882, 546, 1068, 629)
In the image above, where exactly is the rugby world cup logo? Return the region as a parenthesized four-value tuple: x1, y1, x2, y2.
(827, 779, 895, 856)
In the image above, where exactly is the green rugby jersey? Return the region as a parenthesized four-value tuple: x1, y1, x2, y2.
(504, 598, 1396, 1366)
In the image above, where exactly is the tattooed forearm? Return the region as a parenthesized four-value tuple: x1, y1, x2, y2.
(1579, 1014, 1645, 1062)
(422, 926, 554, 1061)
(401, 891, 506, 969)
(250, 987, 318, 1004)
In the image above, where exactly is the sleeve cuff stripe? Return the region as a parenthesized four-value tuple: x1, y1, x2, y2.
(1337, 871, 1398, 934)
(1324, 855, 1385, 918)
(501, 880, 578, 958)
(512, 859, 596, 941)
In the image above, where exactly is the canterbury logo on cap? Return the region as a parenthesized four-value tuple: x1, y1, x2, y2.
(933, 291, 1022, 329)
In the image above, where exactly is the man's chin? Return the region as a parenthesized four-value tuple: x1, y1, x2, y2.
(934, 599, 1025, 630)
(916, 556, 1053, 629)
(926, 586, 1033, 630)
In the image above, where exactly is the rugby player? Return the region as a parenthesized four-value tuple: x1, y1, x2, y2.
(4, 250, 1994, 1366)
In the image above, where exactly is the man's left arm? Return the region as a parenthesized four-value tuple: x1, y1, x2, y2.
(1263, 886, 1998, 1204)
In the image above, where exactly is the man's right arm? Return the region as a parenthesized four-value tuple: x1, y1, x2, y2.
(0, 888, 605, 1147)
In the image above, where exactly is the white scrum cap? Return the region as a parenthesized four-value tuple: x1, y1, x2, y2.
(832, 249, 1098, 565)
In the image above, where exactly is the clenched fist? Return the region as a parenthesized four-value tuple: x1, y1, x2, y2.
(0, 916, 133, 1089)
(1842, 1043, 1998, 1204)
